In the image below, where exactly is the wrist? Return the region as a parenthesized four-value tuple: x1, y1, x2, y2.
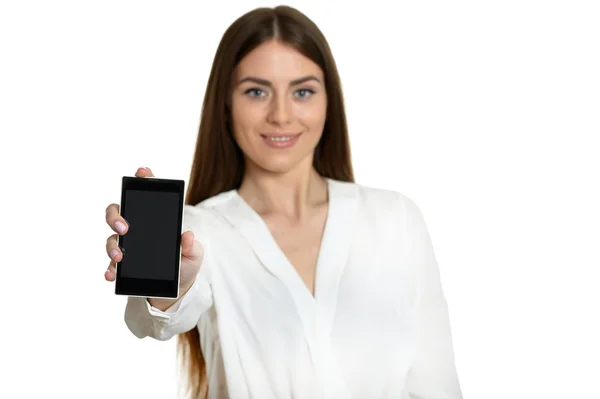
(148, 279, 195, 311)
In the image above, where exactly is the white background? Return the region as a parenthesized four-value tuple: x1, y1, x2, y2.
(1, 0, 598, 398)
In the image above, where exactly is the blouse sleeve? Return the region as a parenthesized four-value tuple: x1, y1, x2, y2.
(123, 204, 214, 341)
(403, 196, 463, 399)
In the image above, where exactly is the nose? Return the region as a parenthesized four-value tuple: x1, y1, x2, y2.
(267, 93, 292, 126)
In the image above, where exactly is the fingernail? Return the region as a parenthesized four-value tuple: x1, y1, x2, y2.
(110, 249, 119, 260)
(114, 221, 126, 234)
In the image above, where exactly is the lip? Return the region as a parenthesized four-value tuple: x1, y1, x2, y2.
(260, 132, 301, 137)
(261, 132, 302, 149)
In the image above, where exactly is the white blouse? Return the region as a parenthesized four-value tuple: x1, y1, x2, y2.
(124, 178, 462, 399)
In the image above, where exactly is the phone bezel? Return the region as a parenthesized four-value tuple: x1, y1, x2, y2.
(114, 176, 184, 299)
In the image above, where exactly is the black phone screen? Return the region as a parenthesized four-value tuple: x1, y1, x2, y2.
(115, 176, 184, 299)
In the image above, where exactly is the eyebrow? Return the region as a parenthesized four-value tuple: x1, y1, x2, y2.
(236, 75, 322, 87)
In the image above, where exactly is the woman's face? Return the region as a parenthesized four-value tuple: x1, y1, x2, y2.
(230, 40, 327, 175)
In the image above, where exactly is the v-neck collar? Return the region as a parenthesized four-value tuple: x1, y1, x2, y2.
(214, 178, 359, 335)
(214, 177, 358, 398)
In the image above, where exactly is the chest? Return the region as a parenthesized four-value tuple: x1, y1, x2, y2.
(262, 206, 328, 296)
(204, 212, 416, 397)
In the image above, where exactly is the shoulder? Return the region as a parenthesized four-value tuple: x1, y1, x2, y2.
(188, 189, 237, 212)
(329, 178, 420, 216)
(182, 190, 238, 239)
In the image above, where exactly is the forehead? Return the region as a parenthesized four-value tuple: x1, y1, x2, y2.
(234, 40, 323, 81)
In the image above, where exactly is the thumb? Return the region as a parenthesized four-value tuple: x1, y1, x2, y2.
(181, 230, 203, 261)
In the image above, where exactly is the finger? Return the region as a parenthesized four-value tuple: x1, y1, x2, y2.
(106, 233, 123, 262)
(135, 167, 155, 178)
(104, 260, 116, 281)
(105, 203, 129, 235)
(181, 230, 203, 261)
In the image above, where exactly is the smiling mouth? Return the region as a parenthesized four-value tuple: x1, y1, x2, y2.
(261, 133, 302, 142)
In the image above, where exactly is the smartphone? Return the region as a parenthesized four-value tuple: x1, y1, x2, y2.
(115, 176, 185, 299)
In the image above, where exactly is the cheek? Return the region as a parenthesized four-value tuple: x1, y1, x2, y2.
(297, 100, 327, 137)
(231, 103, 261, 143)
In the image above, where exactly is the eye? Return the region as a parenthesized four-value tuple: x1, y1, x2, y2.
(295, 88, 315, 99)
(244, 88, 266, 97)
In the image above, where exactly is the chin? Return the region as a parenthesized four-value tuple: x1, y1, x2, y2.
(257, 156, 301, 174)
(249, 152, 312, 175)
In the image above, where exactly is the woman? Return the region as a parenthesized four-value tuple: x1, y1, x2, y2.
(104, 5, 462, 399)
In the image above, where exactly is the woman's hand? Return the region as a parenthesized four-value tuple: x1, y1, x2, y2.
(104, 167, 204, 310)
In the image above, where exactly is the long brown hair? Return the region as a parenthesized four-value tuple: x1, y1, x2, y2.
(178, 5, 354, 398)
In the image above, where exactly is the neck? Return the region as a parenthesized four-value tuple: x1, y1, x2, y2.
(238, 159, 328, 219)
